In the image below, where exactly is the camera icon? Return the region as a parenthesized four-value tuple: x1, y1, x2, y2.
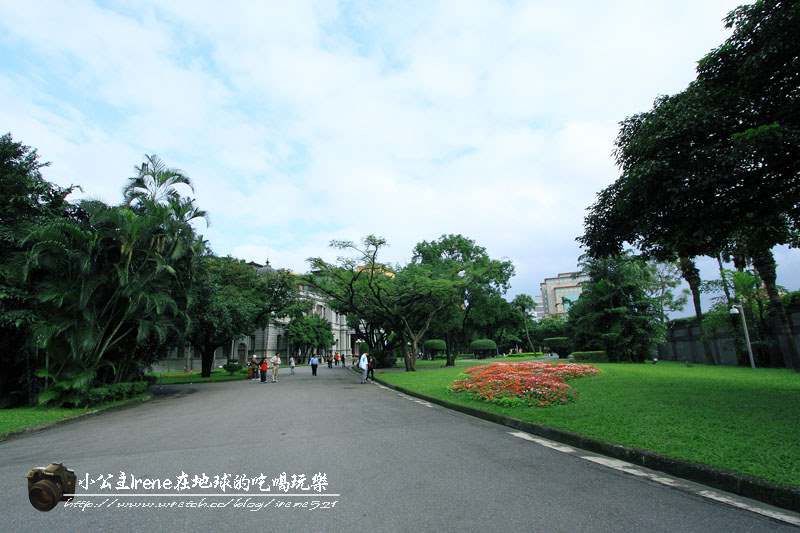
(27, 463, 76, 512)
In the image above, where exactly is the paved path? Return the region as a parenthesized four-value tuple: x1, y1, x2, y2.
(1, 363, 796, 532)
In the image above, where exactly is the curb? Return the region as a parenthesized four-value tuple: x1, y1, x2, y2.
(0, 394, 154, 444)
(375, 377, 800, 513)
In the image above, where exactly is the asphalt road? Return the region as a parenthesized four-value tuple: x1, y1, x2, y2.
(1, 363, 796, 532)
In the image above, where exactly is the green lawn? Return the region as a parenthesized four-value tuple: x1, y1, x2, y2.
(146, 368, 250, 385)
(379, 361, 800, 487)
(0, 396, 148, 436)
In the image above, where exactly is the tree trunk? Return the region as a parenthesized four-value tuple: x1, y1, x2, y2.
(522, 315, 534, 353)
(679, 256, 715, 364)
(752, 248, 800, 371)
(200, 346, 217, 378)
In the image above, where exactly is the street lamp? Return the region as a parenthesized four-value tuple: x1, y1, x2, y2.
(730, 304, 755, 369)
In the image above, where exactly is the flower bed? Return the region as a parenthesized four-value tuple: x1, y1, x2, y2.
(449, 362, 600, 407)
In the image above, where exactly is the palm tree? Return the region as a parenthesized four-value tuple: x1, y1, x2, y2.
(512, 294, 536, 352)
(123, 154, 194, 206)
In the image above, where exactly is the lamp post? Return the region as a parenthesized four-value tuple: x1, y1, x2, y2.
(730, 304, 755, 369)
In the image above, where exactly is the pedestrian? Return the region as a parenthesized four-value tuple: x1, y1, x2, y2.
(270, 352, 281, 382)
(260, 357, 268, 383)
(250, 355, 259, 381)
(328, 354, 333, 369)
(334, 352, 339, 366)
(359, 352, 368, 384)
(289, 356, 296, 375)
(368, 354, 376, 381)
(310, 354, 319, 376)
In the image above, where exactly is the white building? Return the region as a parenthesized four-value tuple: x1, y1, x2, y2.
(150, 261, 355, 372)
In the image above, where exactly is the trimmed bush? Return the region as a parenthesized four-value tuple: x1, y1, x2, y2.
(470, 339, 497, 358)
(572, 351, 608, 362)
(424, 339, 446, 351)
(83, 381, 148, 407)
(223, 362, 243, 375)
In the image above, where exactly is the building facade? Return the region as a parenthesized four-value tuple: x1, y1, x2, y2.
(539, 271, 589, 318)
(150, 261, 356, 373)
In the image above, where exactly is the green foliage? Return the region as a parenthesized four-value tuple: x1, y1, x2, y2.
(83, 381, 148, 406)
(572, 351, 608, 363)
(0, 133, 78, 405)
(567, 253, 664, 363)
(222, 362, 243, 375)
(469, 339, 497, 358)
(580, 1, 800, 370)
(543, 337, 570, 357)
(186, 254, 297, 377)
(287, 315, 335, 357)
(424, 339, 446, 351)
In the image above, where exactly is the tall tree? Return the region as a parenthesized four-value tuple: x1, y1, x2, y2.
(186, 255, 297, 377)
(568, 253, 664, 363)
(286, 315, 335, 360)
(307, 235, 462, 371)
(0, 133, 77, 405)
(411, 234, 514, 365)
(511, 294, 536, 352)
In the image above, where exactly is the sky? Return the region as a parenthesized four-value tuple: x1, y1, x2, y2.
(1, 0, 797, 318)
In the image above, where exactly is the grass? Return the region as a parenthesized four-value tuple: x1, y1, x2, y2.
(146, 368, 250, 385)
(0, 396, 149, 436)
(379, 361, 800, 487)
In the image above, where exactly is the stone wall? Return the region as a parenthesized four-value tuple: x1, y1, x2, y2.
(657, 312, 800, 366)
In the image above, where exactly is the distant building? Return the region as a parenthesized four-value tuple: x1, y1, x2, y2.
(151, 260, 355, 372)
(540, 271, 589, 318)
(533, 295, 545, 321)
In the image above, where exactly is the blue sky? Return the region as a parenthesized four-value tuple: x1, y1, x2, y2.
(2, 0, 797, 317)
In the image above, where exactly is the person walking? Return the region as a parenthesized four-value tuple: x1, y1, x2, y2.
(368, 354, 376, 381)
(334, 353, 339, 366)
(327, 355, 333, 369)
(359, 352, 368, 384)
(310, 354, 319, 376)
(270, 352, 281, 382)
(259, 357, 268, 383)
(289, 356, 296, 375)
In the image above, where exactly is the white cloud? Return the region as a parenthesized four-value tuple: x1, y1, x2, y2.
(2, 0, 794, 313)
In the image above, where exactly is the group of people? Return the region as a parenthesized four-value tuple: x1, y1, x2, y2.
(359, 352, 377, 383)
(250, 353, 291, 383)
(249, 352, 367, 380)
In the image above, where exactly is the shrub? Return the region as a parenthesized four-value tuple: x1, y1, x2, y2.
(470, 339, 497, 358)
(424, 339, 446, 351)
(83, 381, 148, 407)
(223, 362, 243, 375)
(572, 351, 608, 362)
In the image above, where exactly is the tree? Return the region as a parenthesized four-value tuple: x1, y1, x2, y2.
(123, 154, 194, 207)
(186, 255, 296, 377)
(411, 234, 514, 365)
(21, 200, 189, 405)
(568, 253, 664, 363)
(287, 315, 335, 360)
(0, 133, 77, 405)
(307, 236, 462, 371)
(645, 261, 688, 323)
(511, 294, 536, 352)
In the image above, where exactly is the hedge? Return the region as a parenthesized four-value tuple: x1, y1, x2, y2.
(84, 381, 148, 407)
(572, 351, 608, 362)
